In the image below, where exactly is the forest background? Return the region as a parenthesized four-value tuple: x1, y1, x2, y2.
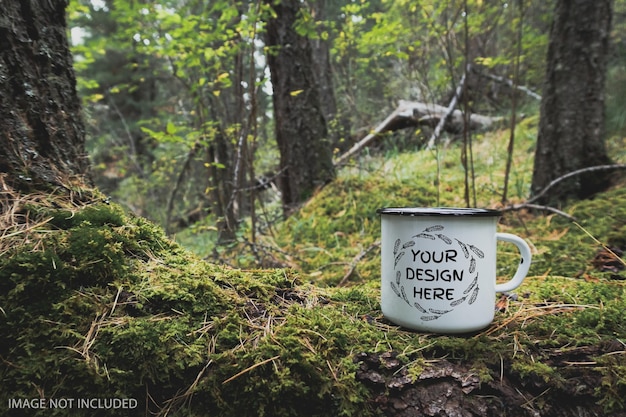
(3, 1, 626, 415)
(68, 0, 626, 267)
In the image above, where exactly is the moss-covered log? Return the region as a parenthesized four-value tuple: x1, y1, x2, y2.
(1, 182, 626, 417)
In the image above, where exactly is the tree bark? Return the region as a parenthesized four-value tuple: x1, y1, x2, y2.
(265, 0, 335, 215)
(356, 347, 626, 417)
(531, 0, 614, 204)
(0, 0, 90, 191)
(309, 1, 338, 131)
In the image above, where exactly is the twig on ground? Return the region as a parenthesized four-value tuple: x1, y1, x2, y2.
(502, 164, 626, 222)
(339, 241, 381, 286)
(573, 221, 626, 267)
(501, 203, 576, 222)
(527, 164, 626, 205)
(222, 355, 280, 384)
(159, 360, 213, 417)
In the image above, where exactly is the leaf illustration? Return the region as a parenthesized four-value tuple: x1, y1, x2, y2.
(393, 239, 401, 255)
(414, 301, 427, 313)
(469, 257, 476, 273)
(450, 297, 467, 307)
(463, 275, 478, 294)
(395, 270, 401, 285)
(402, 240, 415, 249)
(455, 239, 470, 258)
(420, 315, 440, 321)
(394, 251, 405, 268)
(390, 282, 401, 297)
(429, 308, 452, 315)
(469, 245, 485, 259)
(424, 225, 444, 232)
(436, 234, 452, 244)
(401, 286, 410, 305)
(468, 286, 479, 304)
(413, 233, 435, 240)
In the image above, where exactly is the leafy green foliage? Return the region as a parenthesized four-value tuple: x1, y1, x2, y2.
(68, 0, 559, 238)
(70, 0, 276, 236)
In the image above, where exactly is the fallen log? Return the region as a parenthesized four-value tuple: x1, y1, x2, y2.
(333, 99, 504, 167)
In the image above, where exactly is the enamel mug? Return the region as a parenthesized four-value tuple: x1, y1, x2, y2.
(378, 207, 532, 334)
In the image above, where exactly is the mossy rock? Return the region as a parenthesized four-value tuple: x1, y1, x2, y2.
(1, 187, 626, 416)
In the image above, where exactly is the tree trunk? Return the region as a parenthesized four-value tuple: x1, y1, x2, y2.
(531, 0, 613, 204)
(207, 129, 238, 243)
(265, 0, 336, 215)
(309, 0, 338, 129)
(0, 0, 90, 190)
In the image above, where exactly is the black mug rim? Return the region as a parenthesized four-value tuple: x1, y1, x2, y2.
(377, 207, 501, 217)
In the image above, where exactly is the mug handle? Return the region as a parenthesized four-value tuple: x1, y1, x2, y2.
(494, 233, 532, 293)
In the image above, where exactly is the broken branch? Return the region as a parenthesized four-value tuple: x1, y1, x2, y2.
(333, 99, 503, 167)
(473, 68, 542, 101)
(426, 69, 467, 149)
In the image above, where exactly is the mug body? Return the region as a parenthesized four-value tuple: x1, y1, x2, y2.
(379, 208, 500, 333)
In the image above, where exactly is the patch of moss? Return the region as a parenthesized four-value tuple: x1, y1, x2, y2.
(596, 353, 626, 413)
(268, 175, 438, 285)
(3, 127, 626, 415)
(1, 200, 401, 416)
(2, 193, 626, 416)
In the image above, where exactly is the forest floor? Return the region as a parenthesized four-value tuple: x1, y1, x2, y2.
(2, 119, 626, 416)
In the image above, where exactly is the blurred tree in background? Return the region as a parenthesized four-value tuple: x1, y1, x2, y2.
(265, 0, 336, 215)
(68, 0, 625, 260)
(531, 0, 614, 204)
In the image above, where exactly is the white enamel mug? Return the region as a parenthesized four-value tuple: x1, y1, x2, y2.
(378, 207, 532, 334)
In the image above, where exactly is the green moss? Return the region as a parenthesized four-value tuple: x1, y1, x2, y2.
(512, 360, 562, 384)
(3, 127, 626, 415)
(1, 200, 396, 416)
(2, 193, 626, 416)
(596, 354, 626, 413)
(269, 175, 439, 285)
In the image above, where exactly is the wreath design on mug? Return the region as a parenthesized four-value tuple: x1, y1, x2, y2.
(389, 225, 484, 321)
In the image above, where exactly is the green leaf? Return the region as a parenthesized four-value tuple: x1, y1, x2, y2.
(166, 122, 177, 135)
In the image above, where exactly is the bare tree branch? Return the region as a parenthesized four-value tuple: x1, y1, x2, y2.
(473, 68, 542, 101)
(426, 68, 468, 149)
(332, 107, 404, 168)
(165, 144, 199, 235)
(501, 203, 576, 221)
(527, 164, 626, 205)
